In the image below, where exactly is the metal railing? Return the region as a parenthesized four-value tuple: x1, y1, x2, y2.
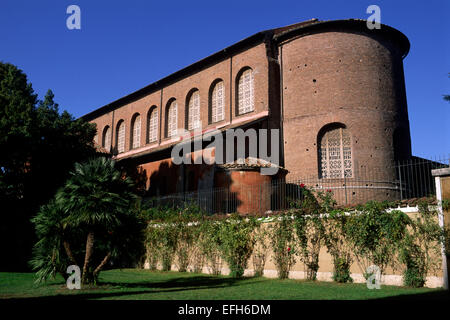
(144, 155, 449, 215)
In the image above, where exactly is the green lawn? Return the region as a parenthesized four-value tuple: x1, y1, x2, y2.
(0, 269, 447, 300)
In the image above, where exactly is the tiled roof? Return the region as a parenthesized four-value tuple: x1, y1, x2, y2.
(216, 157, 287, 171)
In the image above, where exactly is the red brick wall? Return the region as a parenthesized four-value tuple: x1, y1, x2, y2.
(280, 31, 411, 181)
(90, 43, 270, 158)
(215, 169, 272, 214)
(87, 22, 412, 206)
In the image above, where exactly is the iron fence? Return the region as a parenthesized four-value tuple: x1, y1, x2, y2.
(143, 155, 449, 215)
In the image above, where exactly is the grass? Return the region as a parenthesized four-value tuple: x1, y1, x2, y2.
(0, 269, 448, 300)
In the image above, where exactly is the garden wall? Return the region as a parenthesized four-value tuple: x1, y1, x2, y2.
(144, 206, 445, 288)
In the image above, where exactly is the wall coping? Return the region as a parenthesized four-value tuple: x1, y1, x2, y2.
(432, 168, 450, 177)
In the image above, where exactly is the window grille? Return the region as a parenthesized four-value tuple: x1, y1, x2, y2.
(132, 115, 141, 149)
(188, 90, 200, 130)
(167, 101, 178, 138)
(148, 108, 158, 143)
(238, 69, 254, 115)
(211, 81, 224, 123)
(103, 126, 111, 151)
(319, 127, 352, 178)
(117, 121, 125, 153)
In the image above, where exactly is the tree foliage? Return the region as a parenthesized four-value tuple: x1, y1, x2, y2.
(0, 62, 98, 271)
(30, 157, 143, 285)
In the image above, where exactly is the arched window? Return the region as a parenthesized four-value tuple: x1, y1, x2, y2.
(210, 80, 224, 123)
(318, 124, 352, 178)
(147, 107, 158, 143)
(187, 90, 200, 130)
(237, 68, 254, 115)
(102, 126, 111, 151)
(116, 120, 125, 153)
(131, 114, 141, 149)
(166, 100, 178, 138)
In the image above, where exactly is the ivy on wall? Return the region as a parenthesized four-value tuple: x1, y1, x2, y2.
(142, 191, 445, 287)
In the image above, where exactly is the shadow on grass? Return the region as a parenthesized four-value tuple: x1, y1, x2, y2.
(101, 275, 245, 289)
(8, 275, 263, 300)
(374, 289, 450, 300)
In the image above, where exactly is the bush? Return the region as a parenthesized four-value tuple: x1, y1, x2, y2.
(252, 223, 270, 277)
(174, 219, 195, 272)
(269, 214, 296, 279)
(346, 201, 409, 279)
(142, 195, 445, 288)
(324, 210, 353, 283)
(144, 204, 204, 272)
(293, 188, 327, 281)
(400, 237, 427, 287)
(216, 214, 257, 278)
(30, 157, 141, 285)
(146, 223, 178, 271)
(190, 234, 205, 273)
(399, 200, 443, 287)
(198, 219, 222, 275)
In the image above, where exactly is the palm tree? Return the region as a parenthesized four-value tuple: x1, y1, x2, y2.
(56, 157, 137, 284)
(30, 199, 74, 283)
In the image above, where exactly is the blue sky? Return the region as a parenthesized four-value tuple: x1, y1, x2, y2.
(0, 0, 449, 158)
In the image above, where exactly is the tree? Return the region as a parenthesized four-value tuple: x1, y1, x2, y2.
(0, 62, 36, 200)
(0, 62, 97, 271)
(29, 199, 78, 283)
(54, 157, 139, 284)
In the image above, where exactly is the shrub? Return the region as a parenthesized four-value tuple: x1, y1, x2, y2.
(176, 205, 207, 273)
(186, 218, 205, 273)
(216, 214, 257, 278)
(346, 201, 409, 279)
(399, 200, 443, 287)
(252, 222, 270, 277)
(198, 219, 222, 275)
(324, 210, 353, 283)
(174, 219, 195, 272)
(269, 214, 296, 279)
(146, 221, 178, 272)
(293, 188, 327, 281)
(144, 203, 204, 272)
(399, 237, 427, 288)
(30, 157, 140, 285)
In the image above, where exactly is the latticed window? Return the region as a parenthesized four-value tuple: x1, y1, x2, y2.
(117, 121, 125, 153)
(319, 126, 352, 178)
(148, 108, 158, 143)
(187, 90, 200, 130)
(167, 100, 178, 138)
(237, 68, 254, 115)
(211, 81, 224, 123)
(102, 126, 111, 151)
(131, 115, 141, 149)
